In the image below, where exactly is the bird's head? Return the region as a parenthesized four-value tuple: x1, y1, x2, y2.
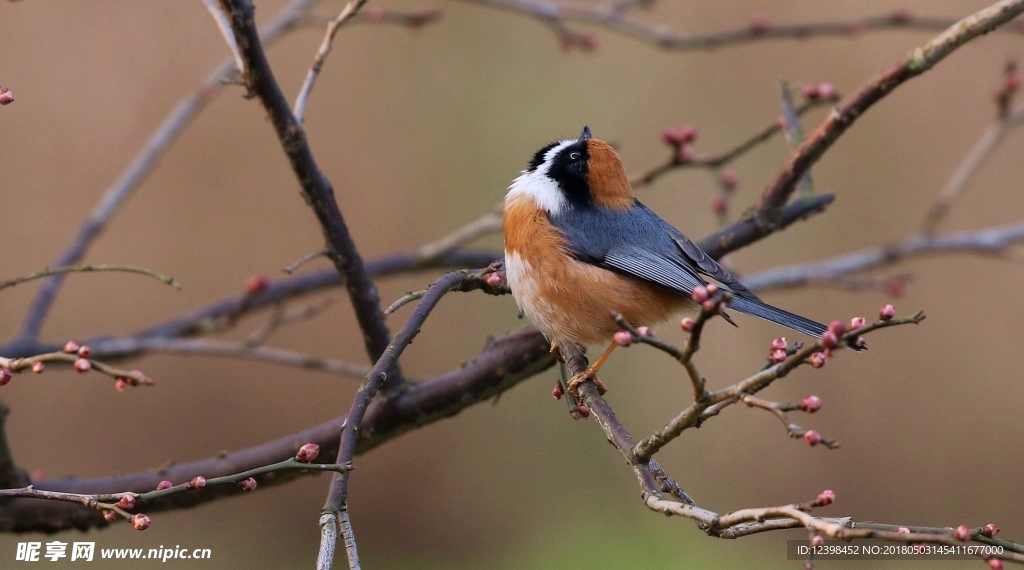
(507, 126, 634, 215)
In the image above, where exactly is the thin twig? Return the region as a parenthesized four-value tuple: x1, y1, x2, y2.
(384, 290, 426, 315)
(202, 0, 245, 73)
(284, 248, 331, 274)
(0, 352, 153, 386)
(293, 0, 370, 123)
(415, 206, 504, 261)
(920, 101, 1024, 234)
(0, 264, 180, 292)
(245, 297, 336, 346)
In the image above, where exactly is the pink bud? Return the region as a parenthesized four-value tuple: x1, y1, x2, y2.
(676, 145, 694, 163)
(73, 358, 92, 373)
(677, 124, 698, 144)
(364, 5, 385, 23)
(63, 341, 80, 354)
(819, 331, 837, 350)
(827, 320, 846, 336)
(771, 337, 787, 350)
(988, 558, 1004, 570)
(853, 336, 866, 349)
(718, 169, 739, 190)
(892, 7, 914, 24)
(680, 317, 696, 332)
(771, 349, 787, 363)
(190, 476, 207, 489)
(749, 13, 771, 33)
(118, 495, 136, 509)
(850, 316, 866, 329)
(77, 345, 91, 358)
(982, 523, 1000, 537)
(132, 514, 151, 530)
(952, 525, 971, 541)
(661, 127, 682, 145)
(156, 480, 173, 491)
(817, 489, 835, 505)
(103, 510, 117, 522)
(31, 361, 45, 374)
(636, 326, 652, 337)
(551, 383, 564, 400)
(0, 87, 13, 105)
(613, 330, 633, 347)
(296, 443, 320, 462)
(803, 430, 822, 446)
(239, 477, 258, 491)
(575, 404, 590, 419)
(800, 83, 820, 100)
(701, 299, 718, 314)
(690, 286, 708, 303)
(879, 304, 895, 321)
(705, 283, 719, 296)
(817, 82, 837, 101)
(0, 369, 11, 386)
(811, 535, 825, 547)
(483, 272, 500, 287)
(886, 278, 906, 297)
(244, 275, 270, 296)
(897, 527, 910, 535)
(801, 395, 822, 413)
(115, 378, 128, 392)
(808, 352, 826, 368)
(710, 194, 727, 215)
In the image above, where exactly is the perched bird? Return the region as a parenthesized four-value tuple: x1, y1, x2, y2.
(503, 126, 848, 394)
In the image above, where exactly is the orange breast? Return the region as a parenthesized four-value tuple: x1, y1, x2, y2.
(503, 197, 695, 348)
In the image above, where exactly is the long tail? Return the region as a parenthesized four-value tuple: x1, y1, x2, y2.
(727, 296, 865, 351)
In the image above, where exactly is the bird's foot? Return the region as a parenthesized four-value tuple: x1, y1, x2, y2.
(549, 341, 563, 361)
(567, 367, 608, 396)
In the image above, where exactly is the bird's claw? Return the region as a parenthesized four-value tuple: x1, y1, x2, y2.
(567, 368, 608, 396)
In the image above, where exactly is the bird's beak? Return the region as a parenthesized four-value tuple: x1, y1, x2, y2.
(579, 125, 592, 141)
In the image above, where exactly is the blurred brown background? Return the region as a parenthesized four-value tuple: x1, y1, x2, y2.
(0, 0, 1022, 568)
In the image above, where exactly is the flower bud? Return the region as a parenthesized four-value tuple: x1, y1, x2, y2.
(705, 283, 719, 296)
(816, 489, 835, 505)
(771, 349, 787, 363)
(132, 514, 151, 530)
(551, 383, 564, 400)
(484, 272, 502, 287)
(103, 510, 118, 522)
(988, 558, 1004, 570)
(0, 87, 13, 105)
(118, 495, 136, 509)
(296, 443, 320, 463)
(63, 341, 80, 354)
(771, 337, 787, 350)
(808, 352, 826, 368)
(73, 358, 92, 373)
(678, 124, 698, 144)
(710, 194, 727, 215)
(115, 379, 128, 392)
(661, 127, 683, 145)
(880, 304, 895, 321)
(680, 317, 696, 332)
(239, 477, 258, 491)
(801, 83, 820, 100)
(803, 430, 822, 446)
(0, 369, 11, 386)
(718, 169, 739, 190)
(575, 404, 590, 418)
(849, 317, 866, 329)
(701, 299, 718, 314)
(636, 326, 652, 337)
(827, 320, 846, 336)
(690, 286, 709, 303)
(156, 480, 173, 491)
(613, 330, 633, 347)
(817, 82, 837, 100)
(31, 361, 45, 374)
(77, 345, 91, 358)
(811, 535, 824, 546)
(244, 275, 270, 297)
(190, 476, 207, 489)
(982, 523, 1000, 538)
(676, 145, 694, 163)
(819, 331, 837, 350)
(897, 527, 910, 536)
(801, 395, 822, 413)
(952, 525, 971, 541)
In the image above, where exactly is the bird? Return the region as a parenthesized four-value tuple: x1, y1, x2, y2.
(502, 126, 853, 395)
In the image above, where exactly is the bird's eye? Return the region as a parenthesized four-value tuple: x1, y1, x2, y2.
(569, 152, 580, 160)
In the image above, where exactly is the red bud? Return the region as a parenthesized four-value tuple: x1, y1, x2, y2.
(156, 480, 173, 490)
(801, 395, 822, 413)
(816, 489, 835, 505)
(982, 523, 1000, 537)
(819, 331, 837, 350)
(73, 358, 92, 373)
(808, 352, 826, 368)
(690, 286, 708, 303)
(803, 430, 822, 446)
(132, 514, 151, 530)
(31, 361, 45, 374)
(244, 275, 270, 296)
(296, 443, 320, 463)
(103, 510, 117, 522)
(63, 341, 80, 354)
(0, 369, 11, 386)
(190, 476, 207, 489)
(77, 345, 91, 358)
(239, 477, 258, 491)
(952, 525, 971, 541)
(771, 337, 787, 350)
(117, 495, 136, 510)
(880, 304, 895, 321)
(613, 330, 633, 347)
(680, 317, 696, 332)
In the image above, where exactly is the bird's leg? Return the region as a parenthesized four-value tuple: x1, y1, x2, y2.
(567, 342, 615, 396)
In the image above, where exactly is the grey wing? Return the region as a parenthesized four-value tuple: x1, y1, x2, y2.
(657, 218, 761, 302)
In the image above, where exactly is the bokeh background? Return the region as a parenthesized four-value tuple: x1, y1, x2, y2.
(0, 0, 1022, 568)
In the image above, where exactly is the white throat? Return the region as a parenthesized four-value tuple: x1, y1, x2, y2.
(505, 139, 576, 215)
